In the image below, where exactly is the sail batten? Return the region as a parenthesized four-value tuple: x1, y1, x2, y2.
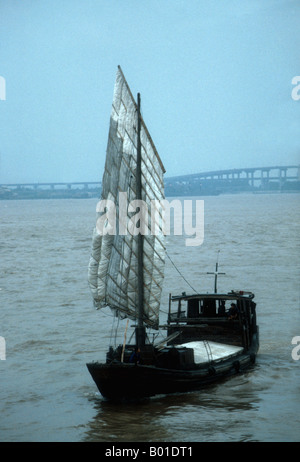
(88, 67, 165, 329)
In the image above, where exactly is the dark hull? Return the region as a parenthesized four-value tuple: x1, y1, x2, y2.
(87, 334, 259, 401)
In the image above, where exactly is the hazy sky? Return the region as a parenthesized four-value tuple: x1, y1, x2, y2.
(0, 0, 299, 183)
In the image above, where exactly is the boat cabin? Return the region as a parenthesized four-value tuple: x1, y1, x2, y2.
(166, 291, 257, 351)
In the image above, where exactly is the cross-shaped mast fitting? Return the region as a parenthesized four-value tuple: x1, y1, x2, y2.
(207, 251, 225, 293)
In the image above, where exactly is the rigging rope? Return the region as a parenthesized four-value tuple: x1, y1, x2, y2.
(166, 251, 198, 293)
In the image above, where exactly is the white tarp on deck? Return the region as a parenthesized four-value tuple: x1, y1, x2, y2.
(179, 341, 243, 364)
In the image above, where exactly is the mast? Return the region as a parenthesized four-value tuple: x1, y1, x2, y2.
(136, 92, 146, 348)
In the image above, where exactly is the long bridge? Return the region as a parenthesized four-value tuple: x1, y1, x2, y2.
(166, 165, 299, 186)
(164, 165, 300, 195)
(0, 165, 299, 199)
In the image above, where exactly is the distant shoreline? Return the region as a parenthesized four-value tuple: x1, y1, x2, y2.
(1, 187, 299, 200)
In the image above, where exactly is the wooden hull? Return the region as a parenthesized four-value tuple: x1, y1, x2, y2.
(87, 334, 259, 401)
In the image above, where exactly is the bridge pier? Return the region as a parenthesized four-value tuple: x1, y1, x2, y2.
(279, 168, 287, 191)
(260, 168, 271, 190)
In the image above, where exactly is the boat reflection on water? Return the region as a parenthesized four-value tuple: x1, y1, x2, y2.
(83, 370, 261, 442)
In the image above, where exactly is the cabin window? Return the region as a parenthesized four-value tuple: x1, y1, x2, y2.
(177, 300, 186, 318)
(218, 300, 226, 316)
(202, 299, 216, 316)
(187, 299, 199, 318)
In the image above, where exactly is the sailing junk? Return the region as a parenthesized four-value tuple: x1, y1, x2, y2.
(87, 67, 259, 401)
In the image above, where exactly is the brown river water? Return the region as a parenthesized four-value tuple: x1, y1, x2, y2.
(0, 193, 299, 442)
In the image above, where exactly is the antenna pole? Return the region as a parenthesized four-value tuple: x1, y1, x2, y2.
(207, 251, 225, 293)
(136, 92, 145, 349)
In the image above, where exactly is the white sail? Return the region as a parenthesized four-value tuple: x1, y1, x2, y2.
(88, 66, 166, 329)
